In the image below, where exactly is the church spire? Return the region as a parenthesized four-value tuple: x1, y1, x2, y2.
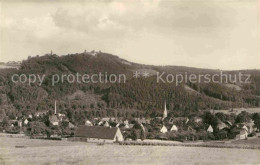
(163, 101, 167, 120)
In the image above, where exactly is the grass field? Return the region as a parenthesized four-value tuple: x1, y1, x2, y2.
(0, 137, 260, 165)
(231, 138, 260, 145)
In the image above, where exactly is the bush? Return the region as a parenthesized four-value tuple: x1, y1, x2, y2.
(248, 132, 256, 137)
(27, 121, 49, 137)
(215, 130, 228, 140)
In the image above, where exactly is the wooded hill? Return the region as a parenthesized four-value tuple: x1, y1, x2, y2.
(0, 52, 259, 122)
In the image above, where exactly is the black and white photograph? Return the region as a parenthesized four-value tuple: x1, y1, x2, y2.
(0, 0, 260, 164)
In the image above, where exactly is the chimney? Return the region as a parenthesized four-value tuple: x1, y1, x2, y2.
(54, 101, 57, 114)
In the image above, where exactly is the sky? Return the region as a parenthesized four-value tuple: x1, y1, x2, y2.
(0, 0, 259, 70)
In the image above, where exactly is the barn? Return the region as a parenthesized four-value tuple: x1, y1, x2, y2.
(74, 126, 124, 143)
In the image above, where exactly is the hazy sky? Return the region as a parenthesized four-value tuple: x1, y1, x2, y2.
(0, 0, 259, 70)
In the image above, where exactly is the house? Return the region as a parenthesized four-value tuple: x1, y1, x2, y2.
(247, 125, 254, 133)
(169, 117, 189, 124)
(68, 122, 75, 129)
(74, 126, 124, 143)
(242, 125, 248, 132)
(155, 117, 163, 120)
(160, 125, 168, 133)
(225, 121, 233, 127)
(57, 113, 65, 117)
(101, 118, 110, 122)
(98, 121, 103, 126)
(135, 118, 151, 124)
(241, 124, 253, 134)
(217, 121, 228, 130)
(123, 119, 129, 125)
(24, 119, 29, 125)
(17, 120, 22, 127)
(235, 129, 248, 140)
(35, 111, 48, 117)
(9, 120, 17, 127)
(89, 50, 98, 56)
(207, 125, 213, 133)
(85, 120, 93, 126)
(49, 115, 59, 126)
(193, 117, 203, 123)
(124, 124, 134, 129)
(246, 120, 254, 127)
(170, 124, 178, 132)
(104, 121, 110, 127)
(109, 117, 117, 122)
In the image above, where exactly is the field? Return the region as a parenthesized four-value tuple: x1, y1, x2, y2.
(0, 137, 260, 165)
(231, 138, 260, 145)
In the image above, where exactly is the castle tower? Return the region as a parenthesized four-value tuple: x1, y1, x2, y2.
(162, 102, 167, 120)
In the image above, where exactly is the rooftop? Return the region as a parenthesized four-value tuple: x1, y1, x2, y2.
(75, 126, 119, 140)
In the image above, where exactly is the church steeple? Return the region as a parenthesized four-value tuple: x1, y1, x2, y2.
(163, 102, 167, 120)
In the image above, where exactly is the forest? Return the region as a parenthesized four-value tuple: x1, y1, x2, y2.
(0, 52, 260, 123)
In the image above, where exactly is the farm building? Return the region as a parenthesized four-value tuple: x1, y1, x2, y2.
(74, 126, 124, 143)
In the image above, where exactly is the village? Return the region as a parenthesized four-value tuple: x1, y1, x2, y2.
(0, 100, 260, 144)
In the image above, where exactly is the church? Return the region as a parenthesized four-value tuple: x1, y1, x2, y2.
(162, 102, 167, 120)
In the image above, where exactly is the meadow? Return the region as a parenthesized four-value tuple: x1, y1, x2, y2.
(0, 137, 260, 165)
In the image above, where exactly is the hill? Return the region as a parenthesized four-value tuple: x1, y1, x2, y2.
(0, 52, 259, 123)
